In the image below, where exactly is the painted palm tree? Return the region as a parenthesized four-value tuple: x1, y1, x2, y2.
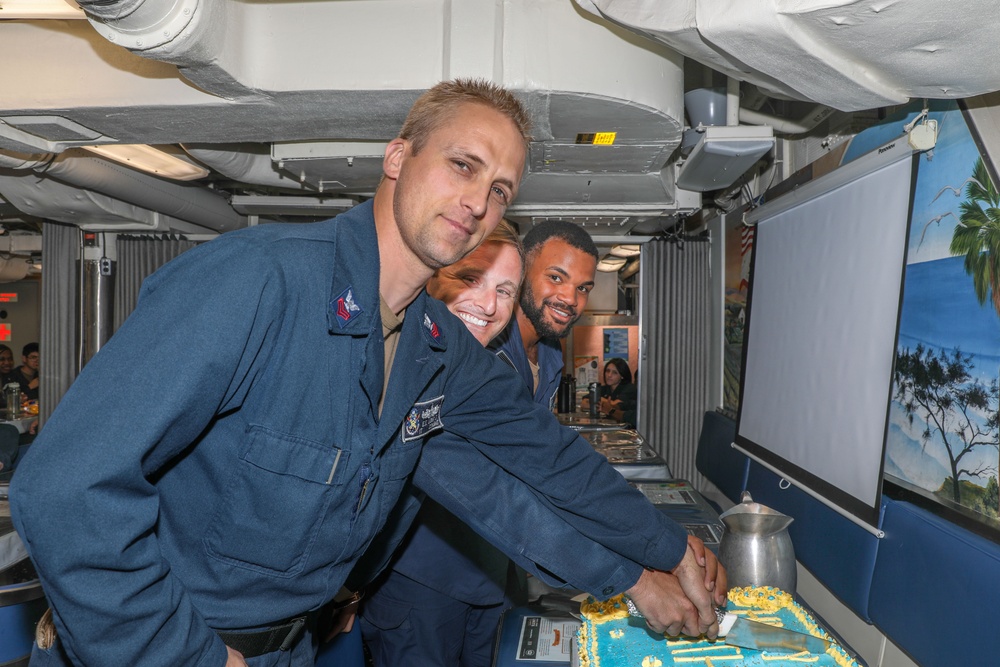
(949, 157, 1000, 514)
(949, 158, 1000, 316)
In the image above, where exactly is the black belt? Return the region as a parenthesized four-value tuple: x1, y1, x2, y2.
(217, 615, 308, 658)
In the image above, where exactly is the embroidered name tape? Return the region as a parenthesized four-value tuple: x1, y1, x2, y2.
(402, 395, 445, 442)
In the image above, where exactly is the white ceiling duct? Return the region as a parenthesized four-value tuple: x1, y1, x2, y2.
(0, 148, 245, 232)
(0, 167, 215, 233)
(5, 0, 689, 225)
(0, 257, 30, 283)
(181, 144, 310, 192)
(582, 0, 1000, 112)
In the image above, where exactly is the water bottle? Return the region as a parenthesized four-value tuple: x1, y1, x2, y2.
(588, 382, 600, 417)
(556, 375, 572, 413)
(4, 382, 20, 419)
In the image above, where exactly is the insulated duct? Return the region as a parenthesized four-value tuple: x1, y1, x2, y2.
(0, 148, 245, 232)
(0, 258, 30, 282)
(182, 144, 307, 191)
(739, 105, 835, 136)
(0, 169, 214, 234)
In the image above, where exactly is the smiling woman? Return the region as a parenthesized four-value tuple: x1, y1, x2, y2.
(359, 220, 526, 667)
(426, 219, 524, 345)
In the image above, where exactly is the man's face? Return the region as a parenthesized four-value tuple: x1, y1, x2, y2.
(0, 350, 12, 375)
(428, 241, 523, 346)
(520, 238, 597, 339)
(388, 102, 526, 271)
(24, 350, 39, 372)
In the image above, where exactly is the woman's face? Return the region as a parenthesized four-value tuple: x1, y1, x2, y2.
(604, 363, 622, 388)
(427, 241, 523, 346)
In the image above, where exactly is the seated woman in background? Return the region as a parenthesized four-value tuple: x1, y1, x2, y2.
(599, 357, 637, 425)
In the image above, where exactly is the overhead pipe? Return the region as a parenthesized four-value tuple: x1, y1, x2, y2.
(738, 104, 835, 135)
(76, 0, 209, 59)
(0, 168, 201, 233)
(0, 148, 246, 233)
(182, 144, 309, 191)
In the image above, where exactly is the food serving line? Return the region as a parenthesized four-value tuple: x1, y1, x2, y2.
(491, 416, 728, 667)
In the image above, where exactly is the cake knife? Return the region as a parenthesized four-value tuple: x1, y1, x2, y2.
(715, 608, 833, 655)
(622, 597, 834, 655)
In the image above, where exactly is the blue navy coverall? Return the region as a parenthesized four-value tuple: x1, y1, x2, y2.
(11, 201, 688, 667)
(359, 318, 570, 666)
(492, 317, 564, 411)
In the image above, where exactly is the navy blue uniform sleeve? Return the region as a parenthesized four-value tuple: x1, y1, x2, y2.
(424, 333, 689, 586)
(10, 238, 286, 667)
(414, 446, 646, 598)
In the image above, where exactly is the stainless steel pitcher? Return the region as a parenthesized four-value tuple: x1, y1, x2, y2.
(718, 491, 796, 593)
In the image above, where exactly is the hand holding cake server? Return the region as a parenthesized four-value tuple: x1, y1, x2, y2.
(624, 538, 728, 637)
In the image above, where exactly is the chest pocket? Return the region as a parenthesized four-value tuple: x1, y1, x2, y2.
(204, 425, 351, 577)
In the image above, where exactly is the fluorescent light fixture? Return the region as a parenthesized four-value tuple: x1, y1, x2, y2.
(0, 0, 85, 19)
(83, 144, 210, 181)
(597, 255, 627, 272)
(676, 125, 774, 192)
(609, 244, 641, 258)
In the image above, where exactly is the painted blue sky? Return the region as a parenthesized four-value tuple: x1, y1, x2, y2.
(843, 100, 986, 264)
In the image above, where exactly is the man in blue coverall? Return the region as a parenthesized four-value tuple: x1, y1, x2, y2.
(492, 220, 598, 408)
(11, 79, 725, 667)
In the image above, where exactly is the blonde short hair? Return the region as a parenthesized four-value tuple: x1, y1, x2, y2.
(400, 79, 532, 156)
(484, 219, 524, 269)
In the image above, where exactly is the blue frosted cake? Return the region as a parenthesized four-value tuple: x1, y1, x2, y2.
(577, 586, 859, 667)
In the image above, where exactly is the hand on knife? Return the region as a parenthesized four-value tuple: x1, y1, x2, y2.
(623, 538, 722, 639)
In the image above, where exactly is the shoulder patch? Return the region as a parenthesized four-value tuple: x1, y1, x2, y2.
(332, 286, 362, 328)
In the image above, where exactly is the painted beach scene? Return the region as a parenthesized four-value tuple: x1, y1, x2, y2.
(867, 103, 1000, 524)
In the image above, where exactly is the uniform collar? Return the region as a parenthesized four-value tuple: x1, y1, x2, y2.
(326, 201, 380, 336)
(412, 291, 448, 351)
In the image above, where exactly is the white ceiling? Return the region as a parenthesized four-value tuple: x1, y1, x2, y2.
(0, 0, 997, 237)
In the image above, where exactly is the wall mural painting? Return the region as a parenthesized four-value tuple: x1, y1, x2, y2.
(856, 101, 1000, 524)
(722, 218, 753, 418)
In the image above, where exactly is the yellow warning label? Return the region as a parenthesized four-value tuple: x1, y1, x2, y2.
(575, 132, 617, 145)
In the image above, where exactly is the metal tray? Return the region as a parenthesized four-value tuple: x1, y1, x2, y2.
(598, 444, 661, 463)
(578, 429, 644, 447)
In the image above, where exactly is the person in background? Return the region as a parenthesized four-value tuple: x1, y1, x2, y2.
(0, 344, 15, 385)
(10, 342, 39, 402)
(12, 79, 722, 667)
(360, 220, 525, 667)
(598, 357, 638, 425)
(490, 220, 597, 409)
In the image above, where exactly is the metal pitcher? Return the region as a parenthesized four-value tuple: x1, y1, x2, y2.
(718, 491, 797, 593)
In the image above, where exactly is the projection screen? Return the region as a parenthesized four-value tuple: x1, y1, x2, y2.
(736, 141, 917, 530)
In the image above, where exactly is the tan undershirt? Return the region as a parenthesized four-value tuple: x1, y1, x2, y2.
(379, 296, 405, 417)
(529, 359, 540, 395)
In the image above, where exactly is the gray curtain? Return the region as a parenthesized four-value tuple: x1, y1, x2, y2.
(114, 235, 198, 329)
(39, 222, 79, 426)
(38, 231, 198, 425)
(638, 236, 712, 485)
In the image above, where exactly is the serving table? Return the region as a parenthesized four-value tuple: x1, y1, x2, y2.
(1, 416, 35, 434)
